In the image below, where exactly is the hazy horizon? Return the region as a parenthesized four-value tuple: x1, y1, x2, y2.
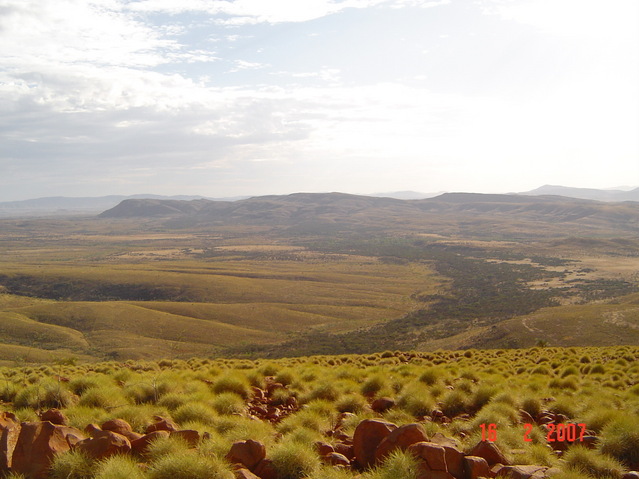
(1, 0, 637, 202)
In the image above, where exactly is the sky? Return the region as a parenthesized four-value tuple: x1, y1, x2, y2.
(0, 0, 638, 201)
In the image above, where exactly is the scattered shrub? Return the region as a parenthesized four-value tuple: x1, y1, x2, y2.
(368, 449, 419, 479)
(271, 441, 320, 479)
(211, 392, 245, 415)
(440, 389, 469, 418)
(49, 450, 93, 479)
(600, 416, 639, 469)
(95, 455, 145, 479)
(361, 375, 386, 397)
(211, 374, 250, 399)
(173, 402, 217, 426)
(563, 445, 624, 478)
(148, 452, 234, 479)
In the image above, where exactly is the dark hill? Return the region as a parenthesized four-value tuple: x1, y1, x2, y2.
(98, 192, 639, 238)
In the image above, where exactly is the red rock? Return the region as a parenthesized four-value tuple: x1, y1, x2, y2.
(335, 442, 354, 460)
(145, 416, 179, 433)
(171, 429, 200, 447)
(11, 421, 86, 479)
(235, 468, 261, 479)
(102, 419, 132, 435)
(375, 423, 429, 463)
(497, 465, 548, 479)
(464, 456, 491, 479)
(407, 441, 447, 471)
(443, 446, 465, 479)
(491, 464, 506, 477)
(40, 409, 68, 426)
(322, 452, 351, 467)
(469, 440, 509, 466)
(0, 411, 21, 472)
(225, 439, 266, 471)
(254, 458, 278, 479)
(251, 387, 266, 400)
(417, 469, 455, 479)
(353, 419, 397, 469)
(371, 397, 395, 413)
(266, 382, 284, 394)
(430, 432, 460, 449)
(315, 441, 335, 456)
(84, 423, 102, 436)
(75, 430, 131, 459)
(622, 473, 639, 479)
(101, 418, 141, 441)
(131, 430, 170, 454)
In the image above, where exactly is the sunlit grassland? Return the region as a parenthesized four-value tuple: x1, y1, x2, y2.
(0, 251, 441, 360)
(418, 293, 639, 351)
(1, 346, 638, 478)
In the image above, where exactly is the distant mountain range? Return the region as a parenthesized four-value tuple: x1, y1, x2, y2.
(1, 185, 637, 218)
(0, 194, 248, 217)
(97, 191, 639, 239)
(518, 185, 639, 202)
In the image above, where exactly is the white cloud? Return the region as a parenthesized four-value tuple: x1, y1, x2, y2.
(126, 0, 446, 25)
(0, 0, 172, 69)
(483, 0, 638, 41)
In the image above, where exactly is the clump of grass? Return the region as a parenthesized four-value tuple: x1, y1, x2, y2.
(112, 404, 169, 432)
(13, 380, 76, 409)
(211, 374, 250, 399)
(335, 393, 367, 414)
(548, 397, 577, 418)
(275, 369, 296, 386)
(303, 466, 355, 479)
(440, 389, 469, 418)
(303, 383, 340, 403)
(469, 385, 497, 412)
(95, 455, 145, 479)
(157, 392, 188, 411)
(211, 392, 245, 415)
(49, 450, 93, 479)
(368, 449, 420, 479)
(361, 375, 387, 397)
(270, 441, 320, 479)
(65, 405, 110, 429)
(397, 383, 435, 418)
(599, 416, 639, 469)
(68, 375, 105, 395)
(418, 367, 443, 386)
(270, 387, 293, 406)
(583, 407, 626, 433)
(521, 397, 542, 418)
(148, 452, 234, 479)
(79, 386, 129, 409)
(561, 366, 580, 378)
(145, 435, 192, 462)
(563, 445, 624, 478)
(470, 401, 520, 431)
(278, 408, 329, 435)
(172, 402, 217, 427)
